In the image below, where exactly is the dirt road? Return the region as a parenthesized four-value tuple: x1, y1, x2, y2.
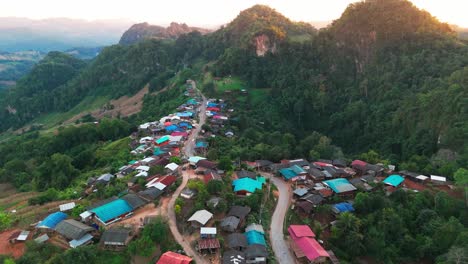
(269, 176, 295, 264)
(167, 81, 208, 264)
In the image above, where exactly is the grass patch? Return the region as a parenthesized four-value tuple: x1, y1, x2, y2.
(215, 77, 245, 92)
(250, 88, 270, 104)
(32, 95, 109, 130)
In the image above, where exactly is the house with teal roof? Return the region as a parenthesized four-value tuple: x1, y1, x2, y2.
(323, 178, 357, 195)
(245, 230, 266, 246)
(279, 164, 308, 181)
(383, 174, 404, 187)
(90, 199, 134, 225)
(232, 177, 263, 195)
(156, 135, 170, 145)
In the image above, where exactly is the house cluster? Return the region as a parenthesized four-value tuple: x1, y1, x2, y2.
(203, 98, 235, 138)
(183, 204, 268, 264)
(242, 157, 452, 263)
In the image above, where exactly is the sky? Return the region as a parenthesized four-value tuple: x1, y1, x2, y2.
(1, 0, 467, 28)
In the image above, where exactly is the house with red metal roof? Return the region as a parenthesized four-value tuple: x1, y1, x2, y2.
(156, 251, 192, 264)
(288, 225, 329, 263)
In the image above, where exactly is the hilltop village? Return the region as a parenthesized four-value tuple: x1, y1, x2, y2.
(0, 79, 460, 264)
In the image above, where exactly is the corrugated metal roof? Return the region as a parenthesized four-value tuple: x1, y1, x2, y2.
(383, 175, 404, 187)
(90, 199, 133, 224)
(59, 202, 76, 212)
(232, 178, 263, 193)
(69, 233, 93, 248)
(188, 210, 213, 225)
(245, 230, 266, 246)
(37, 212, 67, 229)
(323, 178, 357, 193)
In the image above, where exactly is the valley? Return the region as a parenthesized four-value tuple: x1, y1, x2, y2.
(0, 1, 467, 264)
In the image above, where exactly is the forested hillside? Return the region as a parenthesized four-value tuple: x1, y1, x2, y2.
(208, 1, 468, 171)
(0, 1, 466, 263)
(0, 1, 466, 170)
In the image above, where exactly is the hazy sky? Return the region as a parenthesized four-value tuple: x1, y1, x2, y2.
(1, 0, 467, 28)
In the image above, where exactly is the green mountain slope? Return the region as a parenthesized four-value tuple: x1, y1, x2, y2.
(0, 0, 466, 166)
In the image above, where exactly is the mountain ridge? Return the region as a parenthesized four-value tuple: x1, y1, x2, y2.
(119, 22, 212, 45)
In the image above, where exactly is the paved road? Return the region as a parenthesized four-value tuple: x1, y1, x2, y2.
(269, 176, 296, 264)
(167, 81, 208, 264)
(184, 82, 207, 157)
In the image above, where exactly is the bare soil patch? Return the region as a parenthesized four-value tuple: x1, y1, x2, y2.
(0, 229, 26, 258)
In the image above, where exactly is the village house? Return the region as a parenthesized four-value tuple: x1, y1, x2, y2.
(279, 165, 308, 181)
(332, 202, 355, 215)
(8, 230, 30, 244)
(100, 228, 132, 250)
(288, 225, 330, 263)
(36, 212, 68, 231)
(323, 178, 357, 197)
(221, 216, 241, 232)
(227, 233, 248, 251)
(232, 177, 264, 196)
(223, 250, 246, 264)
(255, 160, 274, 171)
(188, 209, 213, 228)
(157, 251, 193, 264)
(382, 174, 404, 188)
(235, 170, 257, 179)
(55, 219, 95, 248)
(244, 244, 268, 264)
(89, 198, 135, 225)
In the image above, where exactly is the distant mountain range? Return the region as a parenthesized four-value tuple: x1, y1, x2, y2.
(0, 17, 132, 52)
(119, 22, 212, 45)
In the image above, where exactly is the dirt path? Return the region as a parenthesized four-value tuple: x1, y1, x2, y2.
(269, 175, 296, 264)
(167, 81, 208, 264)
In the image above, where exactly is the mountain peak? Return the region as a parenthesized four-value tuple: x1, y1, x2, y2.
(119, 22, 211, 45)
(217, 4, 317, 56)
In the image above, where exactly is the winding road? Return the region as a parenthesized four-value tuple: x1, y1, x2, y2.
(269, 175, 295, 264)
(167, 80, 207, 264)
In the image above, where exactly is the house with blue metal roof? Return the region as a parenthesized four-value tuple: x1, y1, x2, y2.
(332, 202, 355, 214)
(383, 174, 404, 187)
(232, 178, 263, 195)
(90, 199, 133, 225)
(245, 230, 266, 246)
(36, 212, 67, 229)
(323, 178, 357, 195)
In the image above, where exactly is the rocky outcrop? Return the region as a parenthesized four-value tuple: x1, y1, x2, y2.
(254, 34, 277, 56)
(119, 22, 211, 45)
